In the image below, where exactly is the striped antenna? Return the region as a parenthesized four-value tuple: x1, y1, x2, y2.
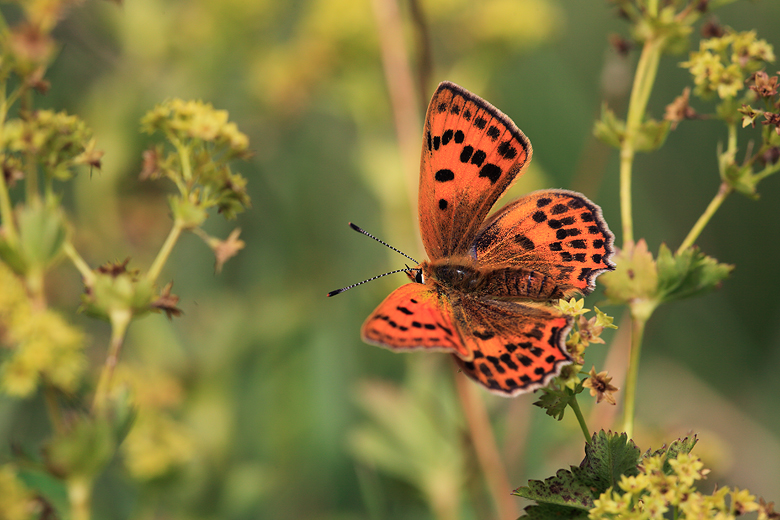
(348, 223, 418, 264)
(327, 223, 420, 297)
(327, 268, 419, 297)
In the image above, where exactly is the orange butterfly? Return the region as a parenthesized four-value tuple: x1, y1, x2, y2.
(340, 82, 615, 396)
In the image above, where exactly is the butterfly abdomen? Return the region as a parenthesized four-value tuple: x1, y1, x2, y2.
(479, 267, 566, 300)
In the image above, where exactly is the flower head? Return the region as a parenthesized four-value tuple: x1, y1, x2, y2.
(582, 366, 618, 405)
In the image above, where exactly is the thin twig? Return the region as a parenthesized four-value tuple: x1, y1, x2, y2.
(408, 0, 433, 109)
(455, 374, 518, 520)
(369, 0, 421, 208)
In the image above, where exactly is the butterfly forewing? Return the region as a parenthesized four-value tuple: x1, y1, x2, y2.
(419, 82, 532, 261)
(474, 190, 615, 295)
(451, 299, 573, 396)
(361, 282, 470, 358)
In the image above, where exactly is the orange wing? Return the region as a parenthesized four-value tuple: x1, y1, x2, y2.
(419, 82, 532, 261)
(473, 189, 615, 296)
(452, 298, 573, 396)
(361, 283, 470, 358)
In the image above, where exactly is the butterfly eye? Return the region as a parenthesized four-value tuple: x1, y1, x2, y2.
(414, 270, 424, 284)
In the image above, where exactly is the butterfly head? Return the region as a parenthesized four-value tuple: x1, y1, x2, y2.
(405, 264, 424, 284)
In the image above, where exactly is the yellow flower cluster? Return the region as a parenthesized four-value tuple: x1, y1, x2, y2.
(554, 298, 616, 385)
(681, 30, 775, 100)
(2, 110, 98, 179)
(0, 263, 86, 397)
(111, 366, 195, 480)
(590, 453, 769, 520)
(0, 464, 36, 520)
(141, 99, 249, 155)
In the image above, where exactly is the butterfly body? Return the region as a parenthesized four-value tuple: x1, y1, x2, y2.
(359, 82, 615, 396)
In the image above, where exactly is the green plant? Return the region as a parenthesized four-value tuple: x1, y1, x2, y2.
(0, 2, 249, 518)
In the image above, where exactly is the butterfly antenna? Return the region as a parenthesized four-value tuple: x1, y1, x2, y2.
(327, 268, 418, 297)
(348, 222, 418, 264)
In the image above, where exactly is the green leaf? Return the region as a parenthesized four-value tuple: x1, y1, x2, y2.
(533, 385, 578, 421)
(573, 431, 641, 492)
(600, 239, 658, 305)
(656, 244, 733, 303)
(515, 431, 641, 518)
(593, 103, 625, 149)
(46, 415, 116, 479)
(644, 435, 698, 474)
(522, 503, 590, 520)
(634, 118, 671, 152)
(514, 468, 595, 510)
(17, 468, 69, 519)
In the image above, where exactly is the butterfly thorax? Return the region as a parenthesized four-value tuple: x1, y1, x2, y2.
(421, 258, 568, 301)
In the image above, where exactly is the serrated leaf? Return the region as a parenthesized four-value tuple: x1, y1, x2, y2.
(514, 468, 595, 510)
(516, 431, 641, 519)
(644, 435, 698, 474)
(600, 239, 658, 305)
(533, 386, 576, 421)
(522, 503, 590, 520)
(593, 103, 625, 149)
(572, 431, 641, 492)
(656, 245, 733, 303)
(634, 118, 671, 152)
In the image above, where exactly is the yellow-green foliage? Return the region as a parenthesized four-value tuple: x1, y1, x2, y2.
(0, 263, 85, 397)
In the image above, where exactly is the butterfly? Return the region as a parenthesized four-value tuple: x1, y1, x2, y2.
(348, 81, 615, 396)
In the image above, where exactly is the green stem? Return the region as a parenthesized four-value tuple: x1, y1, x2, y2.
(454, 373, 517, 520)
(621, 308, 652, 439)
(619, 36, 665, 245)
(569, 394, 591, 444)
(0, 78, 18, 245)
(63, 240, 95, 285)
(44, 384, 64, 435)
(676, 182, 732, 254)
(68, 477, 92, 520)
(92, 308, 132, 414)
(146, 219, 184, 284)
(171, 136, 193, 183)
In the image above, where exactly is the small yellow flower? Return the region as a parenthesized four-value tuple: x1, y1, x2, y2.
(0, 464, 37, 520)
(618, 474, 648, 495)
(669, 453, 708, 488)
(555, 297, 589, 317)
(122, 411, 194, 480)
(732, 487, 759, 515)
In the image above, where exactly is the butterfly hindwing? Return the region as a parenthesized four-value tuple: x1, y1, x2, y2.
(451, 298, 573, 396)
(419, 82, 532, 261)
(361, 282, 470, 358)
(473, 189, 615, 295)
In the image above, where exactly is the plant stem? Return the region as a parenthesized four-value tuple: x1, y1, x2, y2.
(92, 308, 132, 413)
(0, 81, 18, 246)
(620, 36, 665, 245)
(621, 310, 650, 439)
(44, 384, 64, 435)
(676, 182, 732, 254)
(454, 374, 518, 520)
(569, 394, 591, 444)
(146, 219, 183, 284)
(68, 477, 92, 520)
(63, 240, 96, 285)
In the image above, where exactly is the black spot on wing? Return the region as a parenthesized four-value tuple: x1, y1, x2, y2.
(479, 164, 502, 184)
(460, 145, 474, 163)
(435, 169, 455, 182)
(471, 150, 486, 167)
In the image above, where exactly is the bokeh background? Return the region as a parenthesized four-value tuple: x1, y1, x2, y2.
(1, 0, 780, 518)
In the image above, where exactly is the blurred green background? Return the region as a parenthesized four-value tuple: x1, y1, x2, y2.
(1, 0, 780, 518)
